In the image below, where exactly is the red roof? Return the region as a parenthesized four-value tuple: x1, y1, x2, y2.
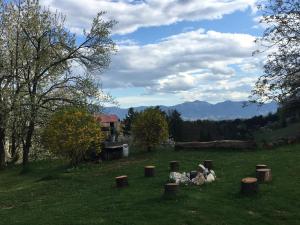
(95, 114, 119, 123)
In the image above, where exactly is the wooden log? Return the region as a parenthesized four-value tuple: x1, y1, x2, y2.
(115, 175, 128, 188)
(256, 168, 272, 183)
(164, 183, 179, 197)
(241, 177, 258, 194)
(256, 164, 268, 170)
(204, 160, 213, 170)
(144, 166, 155, 177)
(170, 161, 179, 172)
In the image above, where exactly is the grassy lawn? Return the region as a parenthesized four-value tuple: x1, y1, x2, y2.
(254, 122, 300, 144)
(1, 145, 300, 225)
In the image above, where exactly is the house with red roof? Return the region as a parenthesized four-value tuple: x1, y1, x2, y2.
(95, 114, 121, 142)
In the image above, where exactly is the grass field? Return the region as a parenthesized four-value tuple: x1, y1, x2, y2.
(254, 122, 300, 144)
(1, 145, 300, 225)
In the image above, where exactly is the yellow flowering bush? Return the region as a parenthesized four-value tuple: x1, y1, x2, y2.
(42, 107, 104, 166)
(132, 108, 169, 151)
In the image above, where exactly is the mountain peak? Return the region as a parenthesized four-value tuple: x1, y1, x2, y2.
(105, 100, 278, 121)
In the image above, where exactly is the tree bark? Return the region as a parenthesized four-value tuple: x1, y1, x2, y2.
(256, 169, 272, 183)
(164, 183, 179, 197)
(170, 161, 180, 172)
(204, 160, 213, 170)
(0, 126, 6, 170)
(144, 166, 155, 177)
(22, 120, 35, 166)
(241, 177, 258, 195)
(115, 175, 128, 188)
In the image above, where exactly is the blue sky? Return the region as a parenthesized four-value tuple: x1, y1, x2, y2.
(41, 0, 266, 108)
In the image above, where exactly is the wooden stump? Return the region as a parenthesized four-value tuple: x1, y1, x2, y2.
(115, 175, 128, 188)
(256, 164, 268, 170)
(164, 183, 179, 197)
(241, 177, 258, 195)
(256, 168, 272, 183)
(170, 161, 180, 172)
(204, 160, 213, 170)
(144, 166, 155, 177)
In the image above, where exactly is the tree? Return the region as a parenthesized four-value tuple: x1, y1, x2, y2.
(252, 0, 300, 105)
(166, 110, 183, 142)
(42, 107, 104, 166)
(0, 0, 115, 167)
(132, 108, 169, 151)
(123, 108, 138, 136)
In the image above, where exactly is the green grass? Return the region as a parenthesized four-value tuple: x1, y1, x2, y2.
(254, 122, 300, 143)
(1, 145, 300, 225)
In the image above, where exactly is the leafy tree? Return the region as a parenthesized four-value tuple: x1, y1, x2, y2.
(0, 0, 115, 167)
(132, 108, 169, 151)
(252, 0, 300, 105)
(166, 110, 183, 141)
(42, 107, 104, 166)
(123, 108, 139, 135)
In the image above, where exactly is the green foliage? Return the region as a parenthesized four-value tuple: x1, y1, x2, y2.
(166, 110, 183, 141)
(252, 0, 300, 104)
(179, 113, 279, 142)
(0, 0, 115, 166)
(42, 107, 104, 166)
(132, 108, 168, 151)
(123, 107, 139, 135)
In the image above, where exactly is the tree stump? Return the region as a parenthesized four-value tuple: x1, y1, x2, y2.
(256, 168, 272, 183)
(204, 160, 213, 170)
(115, 175, 128, 188)
(170, 161, 179, 172)
(144, 166, 155, 177)
(241, 177, 258, 195)
(164, 183, 179, 197)
(256, 164, 268, 170)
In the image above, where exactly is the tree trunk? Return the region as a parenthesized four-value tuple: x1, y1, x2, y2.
(241, 177, 258, 195)
(0, 127, 6, 170)
(256, 169, 272, 183)
(144, 166, 155, 177)
(164, 183, 179, 197)
(204, 160, 213, 170)
(10, 125, 17, 160)
(170, 161, 180, 172)
(115, 175, 128, 188)
(22, 120, 35, 166)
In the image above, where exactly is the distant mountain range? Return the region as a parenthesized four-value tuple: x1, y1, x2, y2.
(104, 100, 278, 121)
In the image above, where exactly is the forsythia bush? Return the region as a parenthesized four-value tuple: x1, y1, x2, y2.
(42, 107, 104, 166)
(132, 108, 168, 151)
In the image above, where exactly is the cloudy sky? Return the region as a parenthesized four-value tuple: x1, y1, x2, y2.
(41, 0, 266, 108)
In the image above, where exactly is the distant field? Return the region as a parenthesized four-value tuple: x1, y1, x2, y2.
(1, 145, 300, 225)
(254, 122, 300, 144)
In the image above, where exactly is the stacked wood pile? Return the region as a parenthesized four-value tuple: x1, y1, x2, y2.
(175, 140, 257, 150)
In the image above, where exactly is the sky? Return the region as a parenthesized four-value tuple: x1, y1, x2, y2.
(40, 0, 267, 108)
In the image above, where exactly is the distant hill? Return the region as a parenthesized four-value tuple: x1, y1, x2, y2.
(104, 100, 278, 121)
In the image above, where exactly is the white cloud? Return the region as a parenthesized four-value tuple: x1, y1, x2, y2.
(99, 28, 266, 103)
(41, 0, 257, 34)
(101, 29, 260, 87)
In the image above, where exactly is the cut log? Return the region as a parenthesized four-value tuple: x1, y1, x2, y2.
(256, 164, 268, 170)
(241, 177, 258, 195)
(170, 161, 180, 172)
(164, 183, 179, 197)
(256, 168, 272, 183)
(144, 166, 155, 177)
(204, 160, 213, 170)
(115, 175, 128, 188)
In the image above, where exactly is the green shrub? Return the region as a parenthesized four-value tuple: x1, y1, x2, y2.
(42, 107, 104, 166)
(132, 108, 168, 151)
